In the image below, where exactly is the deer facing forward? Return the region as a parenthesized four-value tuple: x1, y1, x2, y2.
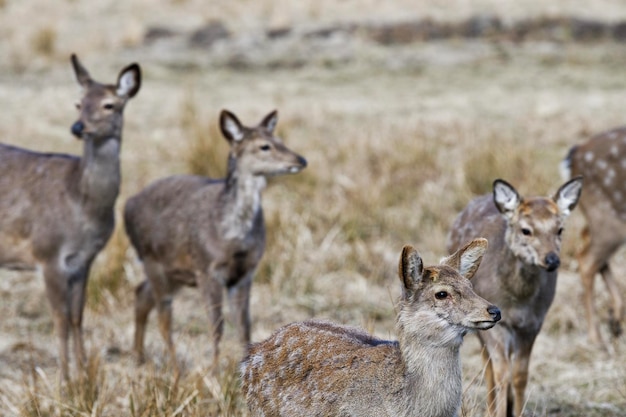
(0, 55, 141, 380)
(241, 238, 501, 417)
(125, 109, 307, 372)
(447, 177, 582, 417)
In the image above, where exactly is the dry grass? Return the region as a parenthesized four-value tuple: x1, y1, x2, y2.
(2, 1, 626, 416)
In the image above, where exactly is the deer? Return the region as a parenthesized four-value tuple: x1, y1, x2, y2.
(447, 177, 583, 417)
(240, 238, 502, 417)
(561, 128, 626, 350)
(125, 109, 307, 373)
(0, 55, 141, 380)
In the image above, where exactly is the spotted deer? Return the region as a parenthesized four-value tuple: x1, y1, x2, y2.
(125, 109, 307, 372)
(241, 238, 501, 417)
(447, 178, 582, 417)
(0, 55, 141, 380)
(561, 128, 626, 349)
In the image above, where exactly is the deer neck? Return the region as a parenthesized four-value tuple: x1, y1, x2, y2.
(77, 137, 121, 213)
(219, 161, 267, 241)
(395, 314, 463, 417)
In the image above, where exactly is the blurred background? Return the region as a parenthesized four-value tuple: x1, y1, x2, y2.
(1, 1, 626, 415)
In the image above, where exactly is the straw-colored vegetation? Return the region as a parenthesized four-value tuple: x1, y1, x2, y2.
(1, 1, 626, 416)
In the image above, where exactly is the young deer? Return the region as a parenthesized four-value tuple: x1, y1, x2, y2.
(0, 55, 141, 380)
(241, 238, 501, 417)
(125, 109, 307, 372)
(447, 178, 582, 417)
(562, 128, 626, 349)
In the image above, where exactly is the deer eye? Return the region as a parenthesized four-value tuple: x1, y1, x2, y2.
(103, 103, 114, 110)
(259, 144, 271, 151)
(557, 227, 563, 236)
(521, 228, 532, 236)
(435, 291, 448, 300)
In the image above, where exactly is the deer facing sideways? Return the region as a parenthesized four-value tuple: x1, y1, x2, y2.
(241, 238, 501, 417)
(562, 128, 626, 349)
(125, 109, 307, 372)
(0, 55, 141, 380)
(447, 177, 582, 417)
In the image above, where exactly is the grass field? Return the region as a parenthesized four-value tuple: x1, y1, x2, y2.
(1, 1, 626, 416)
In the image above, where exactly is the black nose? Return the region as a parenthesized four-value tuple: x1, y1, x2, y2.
(545, 252, 560, 272)
(488, 306, 501, 322)
(71, 121, 84, 138)
(298, 155, 308, 168)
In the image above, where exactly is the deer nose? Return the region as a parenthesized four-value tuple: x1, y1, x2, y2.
(297, 155, 308, 168)
(71, 121, 84, 138)
(545, 252, 560, 272)
(487, 306, 501, 322)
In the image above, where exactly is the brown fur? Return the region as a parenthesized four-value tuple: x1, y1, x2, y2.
(125, 109, 307, 373)
(241, 239, 501, 417)
(562, 128, 626, 348)
(447, 178, 582, 417)
(0, 55, 140, 380)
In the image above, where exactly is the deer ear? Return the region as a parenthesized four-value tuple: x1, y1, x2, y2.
(554, 176, 583, 217)
(116, 63, 141, 98)
(259, 110, 278, 133)
(441, 238, 487, 280)
(398, 245, 424, 295)
(71, 54, 92, 88)
(493, 179, 521, 219)
(220, 110, 245, 143)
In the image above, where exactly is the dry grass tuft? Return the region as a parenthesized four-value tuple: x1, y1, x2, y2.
(30, 26, 57, 58)
(181, 92, 228, 178)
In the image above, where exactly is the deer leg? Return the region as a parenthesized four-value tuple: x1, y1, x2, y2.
(134, 279, 156, 363)
(599, 264, 624, 339)
(227, 273, 253, 347)
(43, 263, 70, 381)
(481, 337, 510, 417)
(481, 347, 496, 417)
(68, 264, 90, 374)
(142, 261, 178, 372)
(201, 265, 225, 366)
(577, 232, 603, 346)
(511, 347, 532, 417)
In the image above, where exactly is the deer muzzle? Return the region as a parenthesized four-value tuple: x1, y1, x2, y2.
(71, 120, 85, 139)
(544, 252, 560, 272)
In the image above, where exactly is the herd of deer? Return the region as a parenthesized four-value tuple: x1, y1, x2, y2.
(0, 54, 623, 417)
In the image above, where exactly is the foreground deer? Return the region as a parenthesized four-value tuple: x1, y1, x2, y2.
(0, 55, 140, 379)
(447, 178, 582, 417)
(125, 109, 306, 371)
(562, 129, 626, 348)
(241, 238, 501, 417)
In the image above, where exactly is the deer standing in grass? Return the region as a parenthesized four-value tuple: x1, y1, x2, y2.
(241, 238, 502, 417)
(125, 109, 307, 371)
(447, 178, 583, 417)
(562, 128, 626, 349)
(0, 55, 141, 380)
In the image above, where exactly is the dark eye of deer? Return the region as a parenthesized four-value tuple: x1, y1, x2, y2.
(260, 144, 271, 151)
(557, 227, 563, 236)
(435, 291, 448, 300)
(521, 228, 532, 236)
(103, 103, 114, 110)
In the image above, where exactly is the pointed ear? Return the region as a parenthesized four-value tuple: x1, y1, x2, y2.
(493, 179, 521, 219)
(554, 176, 583, 217)
(220, 110, 245, 143)
(71, 54, 92, 88)
(116, 63, 141, 98)
(259, 110, 278, 133)
(441, 238, 487, 280)
(398, 245, 424, 296)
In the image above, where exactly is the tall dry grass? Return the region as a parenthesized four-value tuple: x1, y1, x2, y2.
(1, 1, 626, 416)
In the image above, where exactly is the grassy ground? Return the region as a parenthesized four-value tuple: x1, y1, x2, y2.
(1, 1, 626, 416)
